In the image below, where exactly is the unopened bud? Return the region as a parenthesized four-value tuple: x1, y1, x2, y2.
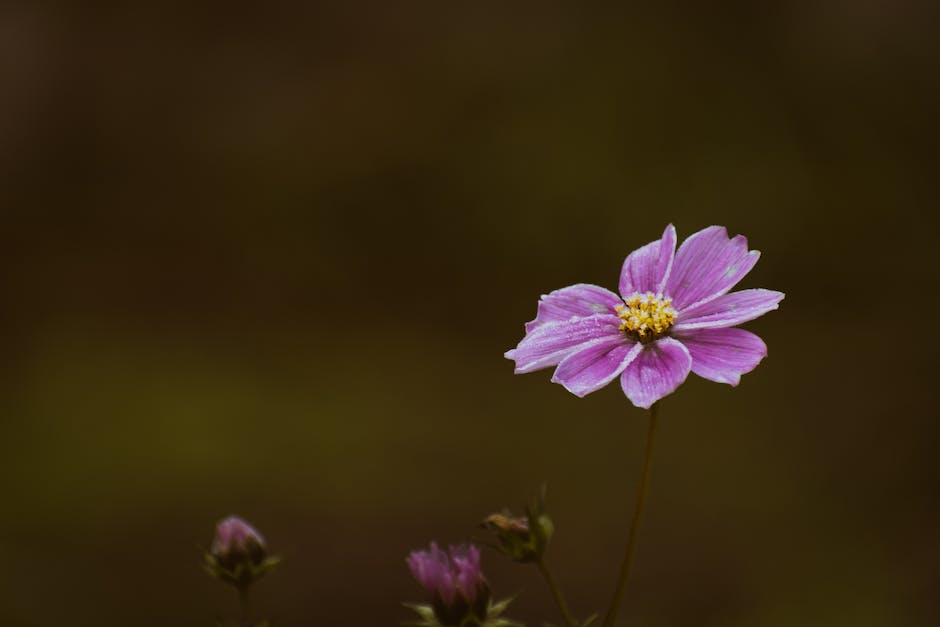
(407, 542, 490, 626)
(204, 515, 280, 590)
(483, 487, 553, 563)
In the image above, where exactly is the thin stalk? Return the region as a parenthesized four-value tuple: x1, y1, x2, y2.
(601, 403, 659, 627)
(238, 585, 251, 627)
(537, 558, 579, 627)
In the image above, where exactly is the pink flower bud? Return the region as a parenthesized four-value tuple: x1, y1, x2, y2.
(205, 515, 279, 590)
(407, 542, 490, 626)
(211, 516, 267, 570)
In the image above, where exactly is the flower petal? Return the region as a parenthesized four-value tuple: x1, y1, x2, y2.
(551, 338, 641, 398)
(619, 224, 677, 298)
(524, 283, 622, 332)
(408, 543, 448, 594)
(450, 545, 483, 603)
(505, 314, 621, 374)
(619, 337, 692, 409)
(673, 289, 784, 331)
(673, 327, 767, 385)
(665, 226, 760, 310)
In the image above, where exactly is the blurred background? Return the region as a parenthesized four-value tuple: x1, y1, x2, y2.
(1, 2, 938, 626)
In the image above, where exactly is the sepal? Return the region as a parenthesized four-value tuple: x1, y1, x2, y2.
(204, 552, 281, 589)
(404, 596, 524, 627)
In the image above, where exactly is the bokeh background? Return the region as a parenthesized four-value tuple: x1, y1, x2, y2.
(2, 2, 938, 626)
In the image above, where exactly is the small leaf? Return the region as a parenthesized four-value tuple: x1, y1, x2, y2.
(255, 556, 281, 577)
(487, 596, 515, 618)
(403, 602, 437, 622)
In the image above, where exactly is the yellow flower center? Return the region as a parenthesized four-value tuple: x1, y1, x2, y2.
(615, 293, 676, 343)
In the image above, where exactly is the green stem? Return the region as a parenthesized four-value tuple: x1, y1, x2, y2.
(601, 403, 659, 627)
(537, 558, 579, 627)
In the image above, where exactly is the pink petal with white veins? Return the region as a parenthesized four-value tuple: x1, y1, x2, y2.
(674, 289, 784, 330)
(551, 338, 641, 398)
(524, 283, 622, 332)
(619, 337, 692, 409)
(672, 327, 768, 386)
(505, 314, 621, 374)
(665, 226, 760, 310)
(619, 224, 677, 298)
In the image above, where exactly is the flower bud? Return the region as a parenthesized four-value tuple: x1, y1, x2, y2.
(407, 543, 491, 626)
(204, 515, 280, 590)
(483, 487, 553, 563)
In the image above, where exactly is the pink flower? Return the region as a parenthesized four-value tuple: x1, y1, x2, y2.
(505, 225, 783, 408)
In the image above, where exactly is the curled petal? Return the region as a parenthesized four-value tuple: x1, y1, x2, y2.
(619, 337, 692, 409)
(407, 543, 447, 593)
(505, 315, 621, 374)
(524, 283, 622, 332)
(619, 224, 677, 298)
(437, 570, 456, 606)
(450, 545, 483, 603)
(551, 338, 641, 398)
(674, 289, 784, 330)
(673, 327, 768, 386)
(665, 226, 760, 310)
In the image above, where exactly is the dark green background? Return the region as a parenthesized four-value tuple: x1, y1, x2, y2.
(2, 2, 938, 626)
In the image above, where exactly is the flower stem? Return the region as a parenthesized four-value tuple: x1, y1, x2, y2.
(238, 585, 251, 627)
(601, 402, 659, 627)
(537, 558, 579, 627)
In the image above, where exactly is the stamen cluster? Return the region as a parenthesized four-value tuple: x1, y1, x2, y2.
(615, 293, 676, 342)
